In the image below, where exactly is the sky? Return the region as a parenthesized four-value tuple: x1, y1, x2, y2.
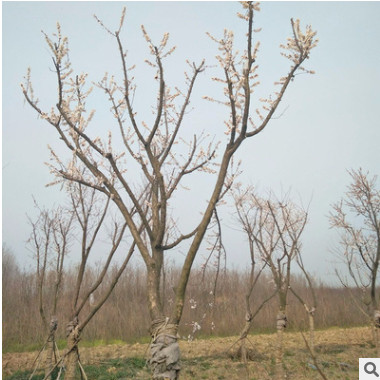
(2, 1, 380, 284)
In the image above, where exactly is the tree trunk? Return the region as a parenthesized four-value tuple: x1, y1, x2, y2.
(45, 335, 54, 379)
(65, 318, 80, 380)
(45, 317, 58, 379)
(148, 317, 181, 380)
(308, 308, 316, 356)
(45, 333, 55, 379)
(236, 313, 253, 361)
(275, 309, 287, 380)
(146, 259, 181, 379)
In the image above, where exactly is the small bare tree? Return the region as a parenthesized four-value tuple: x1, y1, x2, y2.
(29, 178, 139, 380)
(27, 203, 73, 379)
(329, 168, 380, 356)
(22, 3, 318, 377)
(229, 185, 277, 364)
(60, 182, 137, 380)
(235, 189, 308, 379)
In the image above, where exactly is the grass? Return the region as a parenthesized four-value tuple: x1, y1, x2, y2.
(3, 367, 60, 380)
(3, 340, 67, 354)
(3, 339, 126, 354)
(81, 358, 146, 379)
(79, 339, 127, 348)
(3, 326, 376, 379)
(3, 337, 153, 354)
(2, 359, 146, 380)
(2, 324, 363, 353)
(3, 357, 227, 380)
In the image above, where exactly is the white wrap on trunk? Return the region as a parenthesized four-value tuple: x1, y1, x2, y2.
(149, 318, 181, 380)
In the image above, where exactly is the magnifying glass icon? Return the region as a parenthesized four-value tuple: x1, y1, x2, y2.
(365, 362, 380, 377)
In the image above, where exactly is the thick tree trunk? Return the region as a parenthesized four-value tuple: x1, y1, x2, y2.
(146, 259, 181, 379)
(65, 318, 80, 380)
(148, 317, 181, 380)
(275, 309, 287, 380)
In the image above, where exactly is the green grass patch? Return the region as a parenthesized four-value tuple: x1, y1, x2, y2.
(4, 370, 41, 380)
(3, 358, 147, 380)
(84, 357, 147, 379)
(4, 367, 60, 380)
(3, 339, 67, 354)
(3, 338, 132, 353)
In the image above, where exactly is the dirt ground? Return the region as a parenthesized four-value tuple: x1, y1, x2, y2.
(2, 326, 375, 379)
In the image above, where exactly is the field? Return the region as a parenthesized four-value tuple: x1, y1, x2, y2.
(2, 326, 375, 379)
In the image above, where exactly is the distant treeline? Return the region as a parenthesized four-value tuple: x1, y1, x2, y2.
(2, 249, 370, 351)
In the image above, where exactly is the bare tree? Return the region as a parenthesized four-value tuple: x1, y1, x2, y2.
(229, 185, 277, 364)
(61, 183, 137, 380)
(22, 3, 318, 378)
(235, 189, 308, 379)
(29, 179, 138, 380)
(329, 168, 380, 356)
(27, 203, 73, 379)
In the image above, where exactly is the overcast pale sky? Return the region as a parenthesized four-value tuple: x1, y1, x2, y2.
(2, 1, 380, 283)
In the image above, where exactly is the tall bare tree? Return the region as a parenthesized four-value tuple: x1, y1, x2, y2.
(27, 203, 73, 379)
(22, 3, 318, 378)
(329, 168, 380, 356)
(234, 189, 308, 379)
